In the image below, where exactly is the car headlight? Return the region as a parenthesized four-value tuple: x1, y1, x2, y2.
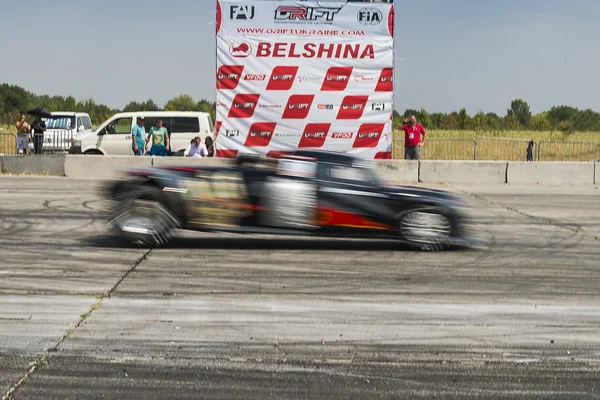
(72, 140, 82, 147)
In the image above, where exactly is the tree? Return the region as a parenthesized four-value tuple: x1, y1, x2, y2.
(457, 108, 470, 130)
(507, 99, 532, 128)
(164, 94, 196, 111)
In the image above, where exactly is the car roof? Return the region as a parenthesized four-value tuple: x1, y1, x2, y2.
(47, 112, 90, 117)
(290, 150, 360, 165)
(110, 111, 210, 118)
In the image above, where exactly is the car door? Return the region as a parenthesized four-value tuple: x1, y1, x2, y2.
(95, 117, 134, 155)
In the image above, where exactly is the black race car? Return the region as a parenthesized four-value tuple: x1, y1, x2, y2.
(104, 150, 475, 250)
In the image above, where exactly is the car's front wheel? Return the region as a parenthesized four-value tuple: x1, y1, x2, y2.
(108, 185, 180, 247)
(398, 208, 452, 251)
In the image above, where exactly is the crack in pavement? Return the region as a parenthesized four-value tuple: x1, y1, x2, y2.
(2, 249, 152, 400)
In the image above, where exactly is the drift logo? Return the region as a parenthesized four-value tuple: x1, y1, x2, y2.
(337, 95, 369, 120)
(244, 122, 276, 147)
(228, 94, 260, 118)
(274, 6, 341, 22)
(358, 8, 383, 25)
(321, 66, 353, 91)
(244, 74, 266, 81)
(375, 68, 393, 92)
(353, 124, 385, 148)
(216, 65, 244, 90)
(332, 132, 353, 139)
(229, 42, 252, 58)
(282, 95, 314, 119)
(266, 66, 299, 90)
(298, 123, 331, 148)
(230, 5, 254, 20)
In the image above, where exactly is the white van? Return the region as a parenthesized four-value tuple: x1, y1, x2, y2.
(32, 112, 93, 152)
(69, 111, 215, 156)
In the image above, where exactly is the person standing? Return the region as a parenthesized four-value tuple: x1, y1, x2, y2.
(146, 118, 170, 156)
(15, 112, 30, 155)
(131, 117, 146, 156)
(401, 115, 426, 160)
(30, 114, 46, 155)
(184, 136, 208, 158)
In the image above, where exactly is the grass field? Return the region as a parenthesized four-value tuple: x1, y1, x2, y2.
(2, 124, 599, 160)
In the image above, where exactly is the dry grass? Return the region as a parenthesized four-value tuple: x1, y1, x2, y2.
(0, 125, 17, 154)
(392, 129, 600, 161)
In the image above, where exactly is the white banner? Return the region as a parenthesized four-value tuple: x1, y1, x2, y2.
(215, 0, 395, 159)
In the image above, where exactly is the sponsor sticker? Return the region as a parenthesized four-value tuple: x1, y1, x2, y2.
(282, 95, 315, 119)
(298, 123, 331, 148)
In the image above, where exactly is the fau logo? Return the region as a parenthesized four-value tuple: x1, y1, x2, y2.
(298, 124, 331, 148)
(230, 5, 255, 20)
(337, 95, 369, 120)
(282, 95, 315, 119)
(216, 65, 244, 90)
(331, 132, 353, 139)
(352, 124, 385, 148)
(266, 66, 299, 91)
(228, 94, 260, 118)
(244, 122, 277, 147)
(321, 66, 353, 91)
(244, 74, 266, 81)
(375, 68, 393, 92)
(274, 6, 341, 22)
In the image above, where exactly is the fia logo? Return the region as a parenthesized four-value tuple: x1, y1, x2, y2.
(230, 5, 255, 20)
(357, 8, 383, 25)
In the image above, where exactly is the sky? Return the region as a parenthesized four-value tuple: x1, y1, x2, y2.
(1, 0, 598, 115)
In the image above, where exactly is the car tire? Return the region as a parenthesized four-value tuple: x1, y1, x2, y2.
(84, 149, 103, 155)
(107, 185, 180, 247)
(397, 207, 452, 251)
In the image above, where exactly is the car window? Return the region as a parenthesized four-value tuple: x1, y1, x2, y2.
(106, 117, 133, 134)
(76, 117, 82, 128)
(171, 117, 200, 134)
(144, 117, 170, 135)
(83, 117, 92, 130)
(326, 164, 377, 184)
(207, 115, 214, 132)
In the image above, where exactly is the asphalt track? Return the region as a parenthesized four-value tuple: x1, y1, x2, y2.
(1, 176, 599, 399)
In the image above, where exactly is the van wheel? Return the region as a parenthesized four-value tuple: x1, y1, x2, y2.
(84, 150, 103, 155)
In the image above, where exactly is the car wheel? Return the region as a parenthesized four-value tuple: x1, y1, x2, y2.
(84, 149, 103, 155)
(107, 186, 180, 247)
(398, 208, 452, 251)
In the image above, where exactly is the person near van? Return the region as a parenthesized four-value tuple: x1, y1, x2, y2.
(146, 118, 170, 156)
(205, 136, 214, 157)
(184, 136, 208, 158)
(15, 112, 30, 155)
(131, 117, 146, 156)
(30, 115, 46, 155)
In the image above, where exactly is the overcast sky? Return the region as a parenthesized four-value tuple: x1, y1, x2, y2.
(1, 0, 598, 115)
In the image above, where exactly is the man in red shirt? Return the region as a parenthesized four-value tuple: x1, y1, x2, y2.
(401, 115, 426, 160)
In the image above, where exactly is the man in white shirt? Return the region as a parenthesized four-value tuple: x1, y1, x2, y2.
(184, 136, 208, 158)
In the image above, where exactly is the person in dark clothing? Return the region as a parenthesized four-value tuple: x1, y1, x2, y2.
(205, 136, 214, 157)
(30, 115, 46, 155)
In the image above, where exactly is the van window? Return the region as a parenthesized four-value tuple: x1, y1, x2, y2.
(105, 117, 133, 134)
(83, 117, 92, 130)
(171, 117, 200, 133)
(207, 115, 214, 132)
(144, 117, 170, 134)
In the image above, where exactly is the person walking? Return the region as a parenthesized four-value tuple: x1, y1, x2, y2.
(146, 118, 170, 156)
(184, 136, 209, 158)
(15, 112, 30, 155)
(401, 115, 426, 160)
(131, 117, 146, 155)
(30, 114, 46, 155)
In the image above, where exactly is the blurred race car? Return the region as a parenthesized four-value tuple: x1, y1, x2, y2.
(103, 150, 475, 250)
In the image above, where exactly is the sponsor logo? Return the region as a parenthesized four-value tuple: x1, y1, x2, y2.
(256, 43, 374, 59)
(259, 104, 282, 108)
(274, 132, 299, 137)
(321, 66, 353, 91)
(216, 101, 227, 107)
(331, 132, 353, 139)
(337, 95, 369, 120)
(228, 94, 260, 118)
(372, 103, 385, 111)
(266, 66, 299, 91)
(230, 5, 255, 20)
(353, 74, 375, 82)
(358, 8, 383, 25)
(216, 65, 244, 90)
(297, 75, 323, 83)
(229, 42, 252, 58)
(317, 104, 334, 110)
(353, 124, 385, 148)
(298, 123, 331, 148)
(244, 74, 266, 81)
(274, 6, 341, 23)
(282, 95, 315, 119)
(375, 68, 393, 92)
(224, 129, 240, 137)
(244, 122, 276, 147)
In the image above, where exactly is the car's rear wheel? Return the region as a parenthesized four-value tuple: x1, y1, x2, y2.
(108, 185, 180, 247)
(398, 208, 452, 251)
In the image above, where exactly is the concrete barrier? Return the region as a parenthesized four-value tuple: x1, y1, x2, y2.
(507, 162, 595, 185)
(374, 160, 419, 184)
(1, 155, 66, 176)
(596, 162, 599, 184)
(151, 157, 232, 168)
(419, 160, 507, 184)
(64, 155, 152, 178)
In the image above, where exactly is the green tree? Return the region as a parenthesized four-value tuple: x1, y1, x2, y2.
(457, 108, 470, 130)
(507, 99, 532, 128)
(164, 94, 196, 111)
